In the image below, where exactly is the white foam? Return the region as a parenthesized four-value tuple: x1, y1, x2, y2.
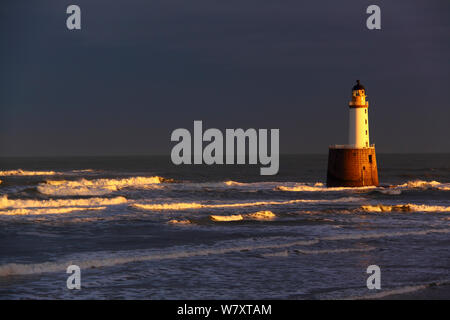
(210, 214, 244, 221)
(0, 169, 60, 176)
(209, 211, 276, 222)
(294, 246, 376, 255)
(342, 281, 450, 300)
(396, 180, 450, 191)
(2, 228, 449, 277)
(131, 197, 363, 211)
(168, 219, 192, 225)
(276, 182, 376, 192)
(275, 180, 450, 193)
(0, 195, 127, 209)
(361, 204, 450, 213)
(0, 206, 107, 216)
(37, 176, 166, 196)
(0, 238, 319, 276)
(0, 195, 127, 216)
(246, 210, 276, 220)
(224, 181, 246, 186)
(321, 228, 450, 241)
(0, 169, 101, 177)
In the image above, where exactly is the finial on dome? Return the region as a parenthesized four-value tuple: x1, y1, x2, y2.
(352, 80, 365, 91)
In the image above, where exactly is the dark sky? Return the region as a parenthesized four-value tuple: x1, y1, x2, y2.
(1, 0, 449, 156)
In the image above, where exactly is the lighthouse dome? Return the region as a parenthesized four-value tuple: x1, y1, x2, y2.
(352, 80, 365, 91)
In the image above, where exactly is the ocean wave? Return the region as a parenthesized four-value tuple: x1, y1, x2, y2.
(221, 181, 281, 190)
(262, 250, 289, 257)
(0, 169, 61, 176)
(395, 180, 450, 191)
(168, 219, 192, 225)
(275, 182, 377, 192)
(265, 247, 376, 257)
(0, 195, 127, 215)
(210, 210, 276, 222)
(0, 195, 127, 209)
(1, 228, 449, 277)
(246, 210, 276, 220)
(0, 169, 99, 177)
(210, 214, 244, 221)
(360, 204, 450, 213)
(274, 180, 450, 193)
(2, 228, 449, 277)
(293, 246, 376, 255)
(343, 280, 450, 300)
(0, 238, 318, 277)
(321, 228, 450, 241)
(131, 197, 363, 211)
(375, 189, 402, 195)
(37, 176, 167, 196)
(224, 181, 247, 186)
(0, 206, 107, 216)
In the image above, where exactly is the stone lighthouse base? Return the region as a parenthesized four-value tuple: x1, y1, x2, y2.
(327, 146, 379, 187)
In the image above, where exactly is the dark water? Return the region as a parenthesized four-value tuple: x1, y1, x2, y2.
(0, 154, 449, 299)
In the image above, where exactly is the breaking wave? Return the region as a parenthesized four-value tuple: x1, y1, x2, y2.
(37, 176, 168, 196)
(2, 228, 449, 277)
(395, 180, 450, 191)
(343, 280, 450, 300)
(320, 228, 450, 241)
(0, 238, 319, 276)
(293, 246, 376, 255)
(210, 210, 276, 222)
(224, 181, 246, 186)
(275, 182, 376, 192)
(360, 204, 450, 213)
(210, 214, 243, 221)
(0, 169, 98, 177)
(0, 169, 61, 176)
(0, 206, 107, 216)
(275, 180, 450, 193)
(0, 195, 127, 215)
(246, 210, 276, 220)
(168, 219, 192, 225)
(131, 197, 362, 211)
(0, 195, 127, 209)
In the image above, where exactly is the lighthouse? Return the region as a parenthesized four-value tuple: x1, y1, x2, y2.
(326, 80, 379, 187)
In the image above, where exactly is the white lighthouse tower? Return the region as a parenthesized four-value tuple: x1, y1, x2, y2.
(348, 80, 370, 148)
(326, 80, 379, 187)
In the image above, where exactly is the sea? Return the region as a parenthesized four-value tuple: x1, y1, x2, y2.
(0, 154, 449, 299)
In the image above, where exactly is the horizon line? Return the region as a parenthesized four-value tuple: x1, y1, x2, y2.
(1, 152, 450, 159)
